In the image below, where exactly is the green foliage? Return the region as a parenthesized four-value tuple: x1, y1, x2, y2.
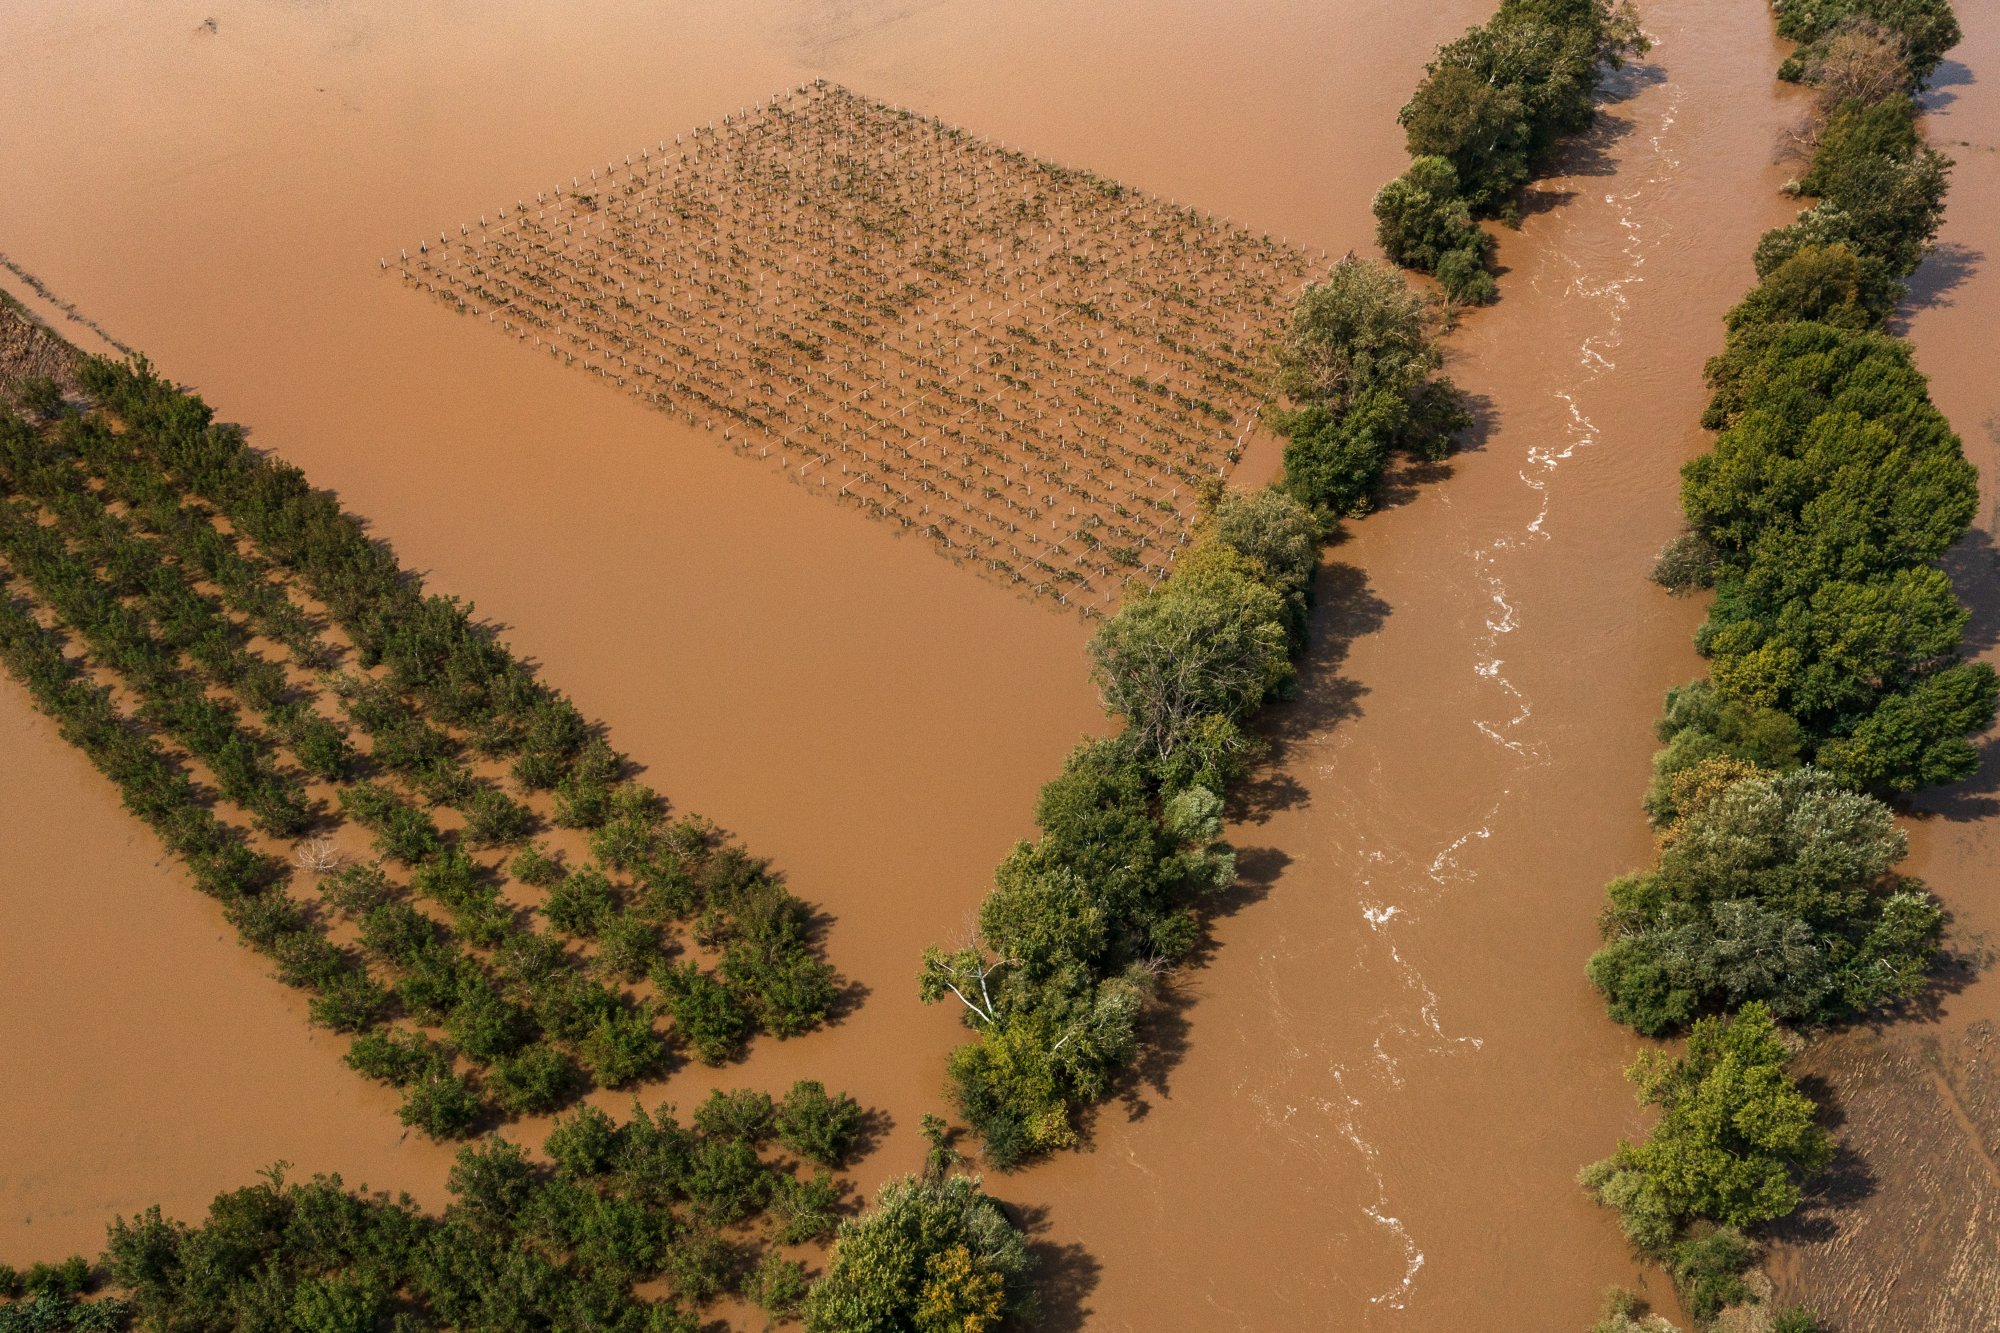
(1398, 0, 1650, 212)
(460, 784, 535, 848)
(1680, 316, 1991, 794)
(397, 1068, 484, 1140)
(1592, 766, 1939, 1032)
(88, 1094, 864, 1331)
(1723, 243, 1901, 334)
(802, 1174, 1035, 1333)
(486, 1042, 578, 1116)
(656, 961, 753, 1065)
(1089, 542, 1291, 770)
(1788, 93, 1951, 279)
(1774, 0, 1962, 85)
(1582, 1004, 1832, 1249)
(11, 374, 65, 421)
(1372, 157, 1497, 303)
(1272, 258, 1469, 513)
(543, 866, 618, 938)
(750, 1252, 810, 1321)
(776, 1080, 867, 1168)
(1667, 1226, 1756, 1324)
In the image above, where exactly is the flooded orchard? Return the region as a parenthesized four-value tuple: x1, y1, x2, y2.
(0, 0, 1992, 1329)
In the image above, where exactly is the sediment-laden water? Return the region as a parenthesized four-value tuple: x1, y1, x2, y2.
(1, 2, 1990, 1328)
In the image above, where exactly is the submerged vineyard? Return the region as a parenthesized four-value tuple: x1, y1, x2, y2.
(0, 351, 839, 1139)
(395, 81, 1328, 611)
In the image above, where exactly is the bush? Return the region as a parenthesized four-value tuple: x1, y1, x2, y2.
(775, 1080, 866, 1167)
(12, 374, 65, 420)
(545, 1103, 620, 1176)
(344, 1029, 453, 1087)
(486, 1042, 578, 1116)
(398, 1069, 482, 1139)
(694, 1087, 776, 1143)
(1668, 1226, 1756, 1323)
(543, 866, 617, 937)
(656, 961, 752, 1065)
(749, 1252, 809, 1322)
(771, 1168, 843, 1244)
(593, 911, 664, 982)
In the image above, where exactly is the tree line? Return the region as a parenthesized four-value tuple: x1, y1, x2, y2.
(1373, 0, 1651, 305)
(0, 360, 838, 1138)
(920, 254, 1469, 1166)
(909, 0, 1654, 1180)
(1580, 3, 1978, 1327)
(0, 1089, 1036, 1333)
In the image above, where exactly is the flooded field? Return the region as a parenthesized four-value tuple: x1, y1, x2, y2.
(1, 0, 1993, 1329)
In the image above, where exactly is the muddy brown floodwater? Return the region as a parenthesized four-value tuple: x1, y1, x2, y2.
(1, 1, 1988, 1329)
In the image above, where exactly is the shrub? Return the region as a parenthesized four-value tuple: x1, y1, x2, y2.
(398, 1069, 484, 1139)
(749, 1252, 809, 1321)
(486, 1042, 578, 1116)
(656, 961, 752, 1065)
(13, 375, 65, 420)
(776, 1080, 866, 1168)
(307, 971, 389, 1033)
(543, 866, 617, 937)
(545, 1104, 620, 1176)
(553, 770, 613, 829)
(509, 842, 564, 887)
(595, 911, 665, 982)
(694, 1087, 776, 1144)
(771, 1168, 843, 1244)
(344, 1029, 453, 1087)
(575, 1002, 666, 1087)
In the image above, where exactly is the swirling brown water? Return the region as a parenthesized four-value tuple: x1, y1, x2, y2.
(0, 1, 1985, 1327)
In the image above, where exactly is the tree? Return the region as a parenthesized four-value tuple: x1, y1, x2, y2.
(1272, 257, 1444, 416)
(1591, 766, 1939, 1033)
(1722, 243, 1900, 334)
(802, 1174, 1035, 1333)
(1793, 93, 1950, 278)
(1581, 1003, 1832, 1251)
(1088, 544, 1291, 763)
(1271, 258, 1469, 512)
(1774, 0, 1962, 85)
(1373, 158, 1497, 304)
(1795, 19, 1913, 106)
(1398, 63, 1531, 210)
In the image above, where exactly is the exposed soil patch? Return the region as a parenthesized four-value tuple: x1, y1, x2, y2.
(1771, 1024, 2000, 1326)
